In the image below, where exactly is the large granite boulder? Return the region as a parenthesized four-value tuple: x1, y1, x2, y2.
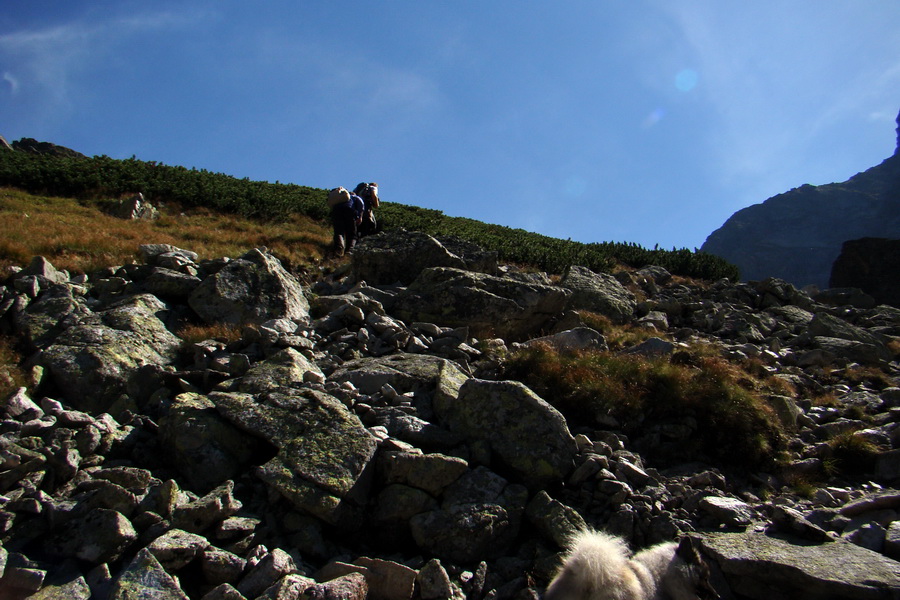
(223, 347, 324, 394)
(559, 265, 636, 324)
(13, 282, 92, 350)
(38, 294, 181, 413)
(830, 237, 900, 308)
(188, 248, 309, 325)
(329, 354, 468, 401)
(392, 267, 570, 341)
(433, 378, 577, 489)
(409, 468, 527, 563)
(701, 531, 900, 600)
(158, 392, 262, 494)
(351, 231, 497, 286)
(209, 388, 378, 528)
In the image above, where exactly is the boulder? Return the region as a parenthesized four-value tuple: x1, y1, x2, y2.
(560, 265, 636, 323)
(147, 528, 210, 571)
(210, 388, 378, 527)
(109, 548, 188, 600)
(13, 282, 91, 350)
(434, 378, 577, 488)
(525, 490, 588, 548)
(331, 353, 464, 393)
(158, 393, 262, 494)
(45, 509, 137, 564)
(141, 267, 201, 299)
(188, 248, 310, 326)
(351, 231, 496, 286)
(109, 193, 159, 220)
(701, 531, 900, 600)
(378, 451, 468, 497)
(225, 347, 324, 394)
(38, 293, 181, 413)
(410, 503, 518, 564)
(520, 327, 607, 352)
(392, 267, 570, 341)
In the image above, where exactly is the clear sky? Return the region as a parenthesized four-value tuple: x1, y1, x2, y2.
(2, 2, 899, 250)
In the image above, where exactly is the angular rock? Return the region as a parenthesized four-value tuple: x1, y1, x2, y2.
(410, 502, 518, 564)
(392, 267, 570, 341)
(38, 294, 181, 412)
(110, 193, 159, 220)
(227, 347, 324, 394)
(13, 282, 91, 350)
(159, 392, 261, 494)
(171, 480, 242, 533)
(201, 548, 247, 587)
(306, 572, 367, 600)
(141, 267, 201, 299)
(46, 508, 137, 564)
(699, 496, 755, 528)
(237, 548, 297, 599)
(434, 378, 576, 488)
(701, 531, 900, 600)
(329, 354, 467, 400)
(525, 490, 587, 548)
(378, 451, 468, 496)
(417, 559, 464, 600)
(109, 548, 188, 600)
(211, 388, 377, 527)
(188, 248, 310, 326)
(351, 231, 469, 286)
(520, 327, 607, 353)
(560, 265, 636, 324)
(147, 528, 210, 571)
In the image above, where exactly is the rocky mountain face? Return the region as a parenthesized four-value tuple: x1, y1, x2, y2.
(0, 230, 899, 599)
(831, 237, 900, 308)
(701, 111, 900, 289)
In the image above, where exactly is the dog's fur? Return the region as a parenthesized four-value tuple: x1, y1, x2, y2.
(544, 529, 718, 600)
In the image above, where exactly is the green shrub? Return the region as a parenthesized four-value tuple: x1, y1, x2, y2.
(1, 151, 740, 280)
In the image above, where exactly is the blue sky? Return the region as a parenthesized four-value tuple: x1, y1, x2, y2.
(2, 2, 899, 250)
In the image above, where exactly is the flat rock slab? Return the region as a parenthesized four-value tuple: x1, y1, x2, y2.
(701, 531, 900, 600)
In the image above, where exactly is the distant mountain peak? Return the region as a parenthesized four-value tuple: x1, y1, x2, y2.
(700, 110, 900, 288)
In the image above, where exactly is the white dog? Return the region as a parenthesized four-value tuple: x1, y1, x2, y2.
(544, 529, 718, 600)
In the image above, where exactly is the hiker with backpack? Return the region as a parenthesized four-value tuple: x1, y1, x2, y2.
(327, 186, 365, 256)
(353, 182, 380, 237)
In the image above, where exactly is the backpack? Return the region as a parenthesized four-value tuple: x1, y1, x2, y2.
(327, 187, 351, 207)
(366, 183, 380, 209)
(354, 182, 380, 210)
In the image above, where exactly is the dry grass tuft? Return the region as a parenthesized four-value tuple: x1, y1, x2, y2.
(503, 341, 785, 469)
(0, 187, 334, 276)
(0, 335, 28, 400)
(175, 322, 245, 345)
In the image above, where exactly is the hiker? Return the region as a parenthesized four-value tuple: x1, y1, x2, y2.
(354, 182, 380, 237)
(327, 186, 364, 256)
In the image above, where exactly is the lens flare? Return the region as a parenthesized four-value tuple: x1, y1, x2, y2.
(675, 69, 698, 92)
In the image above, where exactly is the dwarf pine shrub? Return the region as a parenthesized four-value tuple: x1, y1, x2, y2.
(1, 151, 740, 280)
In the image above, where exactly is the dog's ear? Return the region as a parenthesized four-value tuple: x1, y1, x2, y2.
(676, 535, 720, 600)
(675, 535, 704, 565)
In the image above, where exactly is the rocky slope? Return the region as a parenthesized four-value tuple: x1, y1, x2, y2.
(701, 111, 900, 289)
(0, 230, 899, 599)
